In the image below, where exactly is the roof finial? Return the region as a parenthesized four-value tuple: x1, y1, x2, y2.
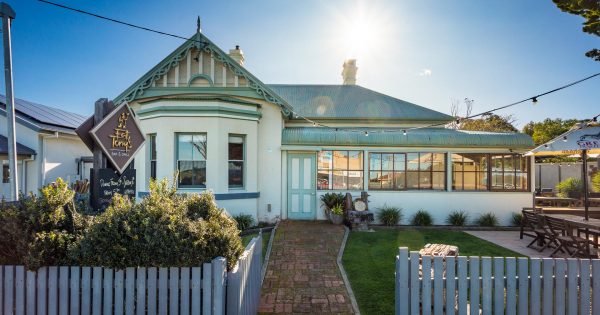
(196, 16, 201, 33)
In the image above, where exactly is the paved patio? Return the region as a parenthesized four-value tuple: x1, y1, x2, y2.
(466, 230, 572, 258)
(259, 221, 354, 314)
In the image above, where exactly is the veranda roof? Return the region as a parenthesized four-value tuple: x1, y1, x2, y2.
(282, 127, 535, 149)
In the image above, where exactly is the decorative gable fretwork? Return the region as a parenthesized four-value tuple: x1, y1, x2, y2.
(114, 32, 293, 116)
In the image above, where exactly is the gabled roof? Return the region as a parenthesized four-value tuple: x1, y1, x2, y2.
(0, 94, 87, 133)
(114, 31, 293, 115)
(268, 85, 453, 122)
(282, 127, 535, 149)
(0, 134, 36, 156)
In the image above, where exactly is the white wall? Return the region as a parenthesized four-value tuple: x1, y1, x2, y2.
(316, 191, 532, 226)
(42, 136, 91, 186)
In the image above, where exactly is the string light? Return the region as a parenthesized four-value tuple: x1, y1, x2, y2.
(562, 136, 568, 142)
(37, 0, 600, 137)
(364, 131, 369, 137)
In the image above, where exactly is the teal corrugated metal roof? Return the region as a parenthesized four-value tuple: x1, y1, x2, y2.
(282, 127, 535, 149)
(267, 84, 453, 121)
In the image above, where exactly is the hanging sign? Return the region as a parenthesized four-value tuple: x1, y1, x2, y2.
(89, 103, 145, 174)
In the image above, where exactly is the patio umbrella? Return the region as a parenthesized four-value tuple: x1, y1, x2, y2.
(526, 124, 600, 220)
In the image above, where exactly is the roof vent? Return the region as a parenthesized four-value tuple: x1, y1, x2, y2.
(228, 45, 245, 66)
(342, 59, 357, 85)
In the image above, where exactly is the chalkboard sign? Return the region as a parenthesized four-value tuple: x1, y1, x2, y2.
(91, 168, 136, 210)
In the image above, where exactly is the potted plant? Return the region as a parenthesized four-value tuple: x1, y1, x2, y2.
(330, 203, 344, 225)
(320, 192, 345, 220)
(555, 177, 583, 198)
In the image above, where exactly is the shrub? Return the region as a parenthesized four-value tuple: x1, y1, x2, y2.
(476, 212, 499, 227)
(592, 172, 600, 193)
(511, 212, 523, 226)
(0, 178, 89, 269)
(377, 205, 402, 226)
(330, 203, 344, 216)
(445, 210, 469, 226)
(411, 210, 433, 226)
(73, 178, 244, 270)
(233, 214, 255, 231)
(556, 177, 583, 198)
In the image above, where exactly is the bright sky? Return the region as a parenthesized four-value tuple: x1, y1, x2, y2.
(2, 0, 599, 128)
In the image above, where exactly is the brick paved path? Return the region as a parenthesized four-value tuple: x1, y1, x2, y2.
(259, 221, 354, 314)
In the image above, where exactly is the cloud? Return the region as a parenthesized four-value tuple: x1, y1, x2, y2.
(418, 68, 432, 76)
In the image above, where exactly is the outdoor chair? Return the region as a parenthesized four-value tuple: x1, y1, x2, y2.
(522, 210, 555, 251)
(577, 227, 600, 249)
(543, 216, 591, 257)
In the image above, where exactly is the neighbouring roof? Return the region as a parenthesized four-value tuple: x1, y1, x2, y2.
(0, 134, 36, 156)
(282, 127, 535, 149)
(0, 94, 87, 132)
(268, 84, 453, 122)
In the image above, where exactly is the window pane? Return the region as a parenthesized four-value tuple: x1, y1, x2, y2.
(432, 172, 445, 190)
(369, 153, 381, 171)
(332, 170, 347, 189)
(463, 172, 477, 190)
(333, 151, 348, 170)
(228, 161, 244, 188)
(369, 171, 382, 189)
(516, 172, 527, 190)
(504, 155, 514, 172)
(491, 155, 503, 172)
(453, 171, 463, 190)
(228, 136, 244, 160)
(178, 134, 194, 161)
(178, 160, 206, 187)
(348, 171, 363, 190)
(380, 171, 392, 189)
(419, 171, 432, 189)
(504, 172, 515, 190)
(394, 154, 405, 170)
(407, 153, 419, 171)
(432, 153, 445, 171)
(394, 171, 406, 189)
(318, 151, 332, 170)
(317, 170, 331, 190)
(406, 171, 419, 189)
(348, 151, 362, 170)
(191, 135, 207, 161)
(491, 172, 503, 189)
(150, 161, 156, 179)
(150, 135, 157, 160)
(419, 153, 432, 171)
(452, 154, 463, 172)
(381, 154, 394, 171)
(478, 171, 488, 190)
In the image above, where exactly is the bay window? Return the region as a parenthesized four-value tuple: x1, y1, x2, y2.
(177, 133, 207, 188)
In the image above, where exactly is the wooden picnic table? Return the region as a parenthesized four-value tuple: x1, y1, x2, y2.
(541, 213, 600, 249)
(535, 196, 580, 207)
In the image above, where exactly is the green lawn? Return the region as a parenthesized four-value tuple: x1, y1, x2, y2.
(342, 229, 522, 315)
(241, 230, 271, 260)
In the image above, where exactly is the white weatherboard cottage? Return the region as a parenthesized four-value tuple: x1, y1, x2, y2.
(117, 26, 535, 225)
(0, 96, 91, 199)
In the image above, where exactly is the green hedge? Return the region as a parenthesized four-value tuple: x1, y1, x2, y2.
(0, 178, 244, 270)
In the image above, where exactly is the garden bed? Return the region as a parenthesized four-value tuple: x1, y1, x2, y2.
(341, 228, 522, 315)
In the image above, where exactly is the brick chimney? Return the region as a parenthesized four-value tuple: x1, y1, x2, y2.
(228, 45, 245, 66)
(342, 59, 357, 85)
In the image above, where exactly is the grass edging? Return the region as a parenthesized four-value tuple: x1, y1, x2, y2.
(337, 226, 361, 315)
(261, 221, 279, 284)
(370, 225, 521, 231)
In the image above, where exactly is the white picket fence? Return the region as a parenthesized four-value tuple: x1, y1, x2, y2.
(0, 234, 262, 315)
(395, 247, 600, 315)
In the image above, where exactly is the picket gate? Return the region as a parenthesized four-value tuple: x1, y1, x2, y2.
(0, 234, 263, 315)
(395, 247, 600, 315)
